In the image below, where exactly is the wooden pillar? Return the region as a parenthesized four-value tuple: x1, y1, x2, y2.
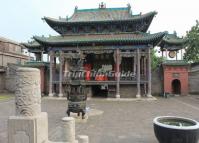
(181, 49, 183, 60)
(136, 48, 141, 98)
(176, 51, 178, 60)
(143, 56, 146, 77)
(58, 50, 63, 97)
(53, 54, 57, 95)
(165, 49, 168, 59)
(41, 51, 43, 62)
(64, 59, 69, 78)
(47, 54, 49, 62)
(29, 52, 31, 61)
(133, 56, 136, 75)
(142, 56, 144, 76)
(143, 55, 147, 96)
(49, 50, 55, 97)
(147, 48, 152, 97)
(116, 48, 120, 98)
(140, 56, 143, 75)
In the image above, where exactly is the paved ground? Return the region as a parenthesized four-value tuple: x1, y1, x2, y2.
(0, 95, 199, 143)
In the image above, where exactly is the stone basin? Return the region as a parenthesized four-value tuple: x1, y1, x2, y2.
(153, 116, 199, 143)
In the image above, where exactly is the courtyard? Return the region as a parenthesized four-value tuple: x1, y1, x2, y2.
(0, 94, 199, 143)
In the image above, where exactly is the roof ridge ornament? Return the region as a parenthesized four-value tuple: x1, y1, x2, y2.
(75, 6, 78, 12)
(99, 2, 106, 9)
(127, 3, 132, 14)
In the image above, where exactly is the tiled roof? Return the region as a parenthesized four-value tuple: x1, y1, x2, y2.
(32, 32, 166, 47)
(44, 11, 156, 35)
(44, 11, 156, 24)
(162, 60, 189, 66)
(43, 6, 157, 35)
(159, 33, 187, 50)
(70, 7, 134, 22)
(22, 41, 41, 48)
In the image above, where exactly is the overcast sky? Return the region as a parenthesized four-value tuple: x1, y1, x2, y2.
(0, 0, 198, 43)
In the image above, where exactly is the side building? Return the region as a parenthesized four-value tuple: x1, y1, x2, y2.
(158, 33, 189, 96)
(0, 36, 30, 92)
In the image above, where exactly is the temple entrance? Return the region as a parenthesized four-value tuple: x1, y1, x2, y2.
(92, 85, 108, 98)
(172, 79, 181, 95)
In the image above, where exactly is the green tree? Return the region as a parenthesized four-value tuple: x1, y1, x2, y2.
(184, 20, 199, 62)
(151, 49, 164, 70)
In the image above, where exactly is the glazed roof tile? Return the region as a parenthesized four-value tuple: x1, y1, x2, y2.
(159, 33, 187, 50)
(32, 32, 166, 47)
(162, 60, 189, 66)
(44, 11, 157, 24)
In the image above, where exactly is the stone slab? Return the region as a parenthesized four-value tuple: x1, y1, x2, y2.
(8, 112, 48, 143)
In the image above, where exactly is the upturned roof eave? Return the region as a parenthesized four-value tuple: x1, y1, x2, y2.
(33, 32, 166, 47)
(159, 40, 187, 51)
(43, 11, 157, 25)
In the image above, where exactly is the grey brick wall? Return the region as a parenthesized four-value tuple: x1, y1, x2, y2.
(5, 75, 16, 92)
(151, 69, 163, 96)
(0, 73, 5, 91)
(189, 71, 199, 94)
(120, 85, 137, 98)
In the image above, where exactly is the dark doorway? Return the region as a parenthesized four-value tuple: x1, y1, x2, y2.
(92, 85, 108, 98)
(172, 79, 181, 94)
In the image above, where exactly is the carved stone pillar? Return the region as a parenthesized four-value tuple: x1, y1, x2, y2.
(115, 48, 121, 98)
(147, 48, 152, 97)
(49, 50, 54, 97)
(58, 50, 63, 97)
(15, 68, 41, 116)
(136, 48, 141, 98)
(8, 67, 48, 143)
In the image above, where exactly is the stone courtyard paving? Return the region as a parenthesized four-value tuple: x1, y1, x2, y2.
(0, 95, 199, 143)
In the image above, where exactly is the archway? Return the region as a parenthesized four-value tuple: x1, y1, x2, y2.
(172, 79, 181, 94)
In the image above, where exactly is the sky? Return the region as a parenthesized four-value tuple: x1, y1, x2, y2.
(0, 0, 198, 43)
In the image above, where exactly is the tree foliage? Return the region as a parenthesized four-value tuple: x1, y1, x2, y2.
(184, 20, 199, 62)
(151, 49, 164, 70)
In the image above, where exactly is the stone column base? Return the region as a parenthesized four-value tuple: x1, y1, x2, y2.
(136, 94, 141, 98)
(78, 135, 89, 143)
(115, 94, 120, 98)
(49, 93, 55, 97)
(147, 94, 153, 98)
(58, 93, 64, 97)
(8, 112, 48, 143)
